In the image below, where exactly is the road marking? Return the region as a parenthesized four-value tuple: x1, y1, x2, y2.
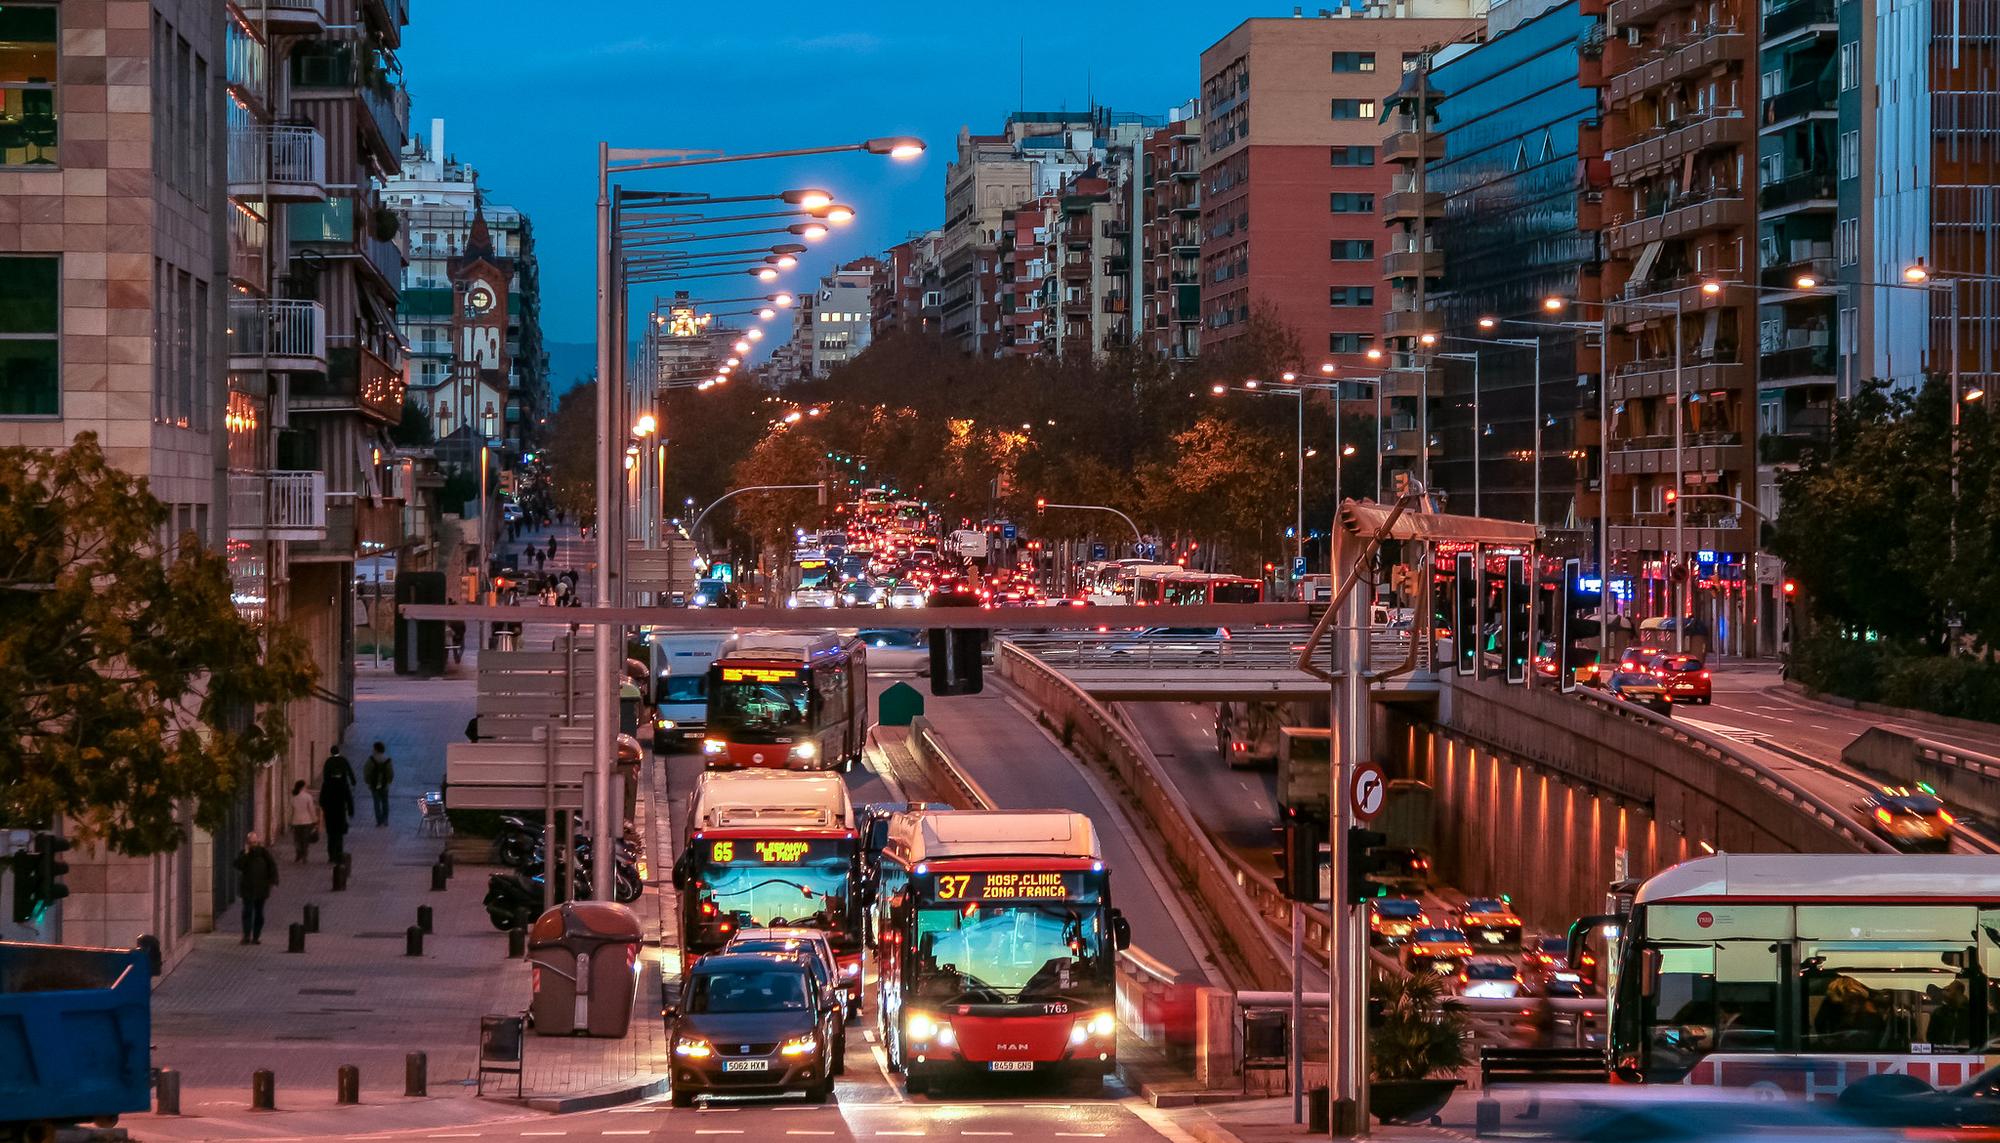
(1120, 1095, 1202, 1143)
(1055, 1134, 1107, 1138)
(427, 1136, 481, 1140)
(864, 1028, 878, 1042)
(870, 1042, 906, 1103)
(696, 1132, 745, 1137)
(788, 1133, 837, 1137)
(522, 1135, 569, 1138)
(874, 1133, 927, 1137)
(962, 1133, 1014, 1136)
(1810, 723, 1831, 730)
(603, 1133, 653, 1138)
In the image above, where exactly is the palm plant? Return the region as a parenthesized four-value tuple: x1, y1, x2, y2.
(1369, 970, 1471, 1082)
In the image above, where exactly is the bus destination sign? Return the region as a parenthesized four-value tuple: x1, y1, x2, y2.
(933, 870, 1090, 901)
(721, 666, 802, 683)
(708, 839, 836, 864)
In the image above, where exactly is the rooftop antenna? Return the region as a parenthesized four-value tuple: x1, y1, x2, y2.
(1018, 36, 1025, 111)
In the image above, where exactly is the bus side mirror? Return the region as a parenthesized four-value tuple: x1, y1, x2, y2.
(867, 820, 890, 852)
(1111, 910, 1132, 951)
(671, 851, 693, 890)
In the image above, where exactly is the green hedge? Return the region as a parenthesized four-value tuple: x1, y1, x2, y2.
(1793, 631, 2000, 722)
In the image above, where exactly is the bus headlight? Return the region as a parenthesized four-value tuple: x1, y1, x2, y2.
(703, 739, 728, 756)
(674, 1036, 713, 1058)
(791, 742, 817, 761)
(1085, 1011, 1116, 1037)
(656, 718, 677, 731)
(907, 1012, 953, 1046)
(779, 1035, 817, 1057)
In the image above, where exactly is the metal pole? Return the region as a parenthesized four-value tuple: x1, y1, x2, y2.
(1532, 338, 1543, 534)
(1330, 530, 1371, 1138)
(1291, 903, 1304, 1124)
(1599, 303, 1613, 661)
(1672, 295, 1685, 654)
(1296, 389, 1305, 564)
(543, 719, 556, 914)
(1335, 385, 1345, 513)
(591, 143, 617, 896)
(1374, 384, 1385, 503)
(1471, 354, 1482, 517)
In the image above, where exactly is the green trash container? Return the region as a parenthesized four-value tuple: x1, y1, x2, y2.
(528, 902, 646, 1037)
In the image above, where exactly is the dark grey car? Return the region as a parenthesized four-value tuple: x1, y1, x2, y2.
(666, 953, 841, 1107)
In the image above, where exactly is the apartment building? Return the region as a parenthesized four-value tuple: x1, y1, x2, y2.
(1198, 8, 1485, 360)
(383, 117, 549, 459)
(806, 258, 877, 376)
(1139, 106, 1203, 361)
(996, 199, 1053, 355)
(1048, 173, 1131, 358)
(872, 230, 942, 340)
(1398, 0, 1607, 528)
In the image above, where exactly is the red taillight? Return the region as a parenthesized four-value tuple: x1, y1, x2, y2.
(1700, 671, 1710, 679)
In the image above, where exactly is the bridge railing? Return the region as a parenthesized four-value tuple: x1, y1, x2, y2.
(1844, 727, 2000, 823)
(1005, 627, 1415, 674)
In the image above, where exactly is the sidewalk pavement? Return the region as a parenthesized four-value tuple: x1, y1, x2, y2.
(1172, 1094, 1476, 1143)
(125, 649, 670, 1141)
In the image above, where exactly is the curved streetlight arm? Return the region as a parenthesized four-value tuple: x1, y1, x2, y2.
(688, 484, 824, 544)
(1037, 502, 1143, 544)
(1668, 492, 1766, 523)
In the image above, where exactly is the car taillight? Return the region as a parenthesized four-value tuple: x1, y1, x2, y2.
(1875, 808, 1894, 824)
(1700, 671, 1710, 679)
(1942, 810, 1957, 825)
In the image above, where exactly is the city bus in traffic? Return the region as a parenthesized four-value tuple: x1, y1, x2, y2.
(672, 771, 864, 1004)
(870, 809, 1132, 1093)
(1132, 569, 1264, 606)
(1584, 853, 2000, 1095)
(703, 632, 868, 772)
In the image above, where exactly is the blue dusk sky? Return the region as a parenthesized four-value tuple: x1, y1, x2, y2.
(398, 2, 1269, 367)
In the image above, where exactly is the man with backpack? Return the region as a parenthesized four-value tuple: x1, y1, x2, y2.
(363, 741, 395, 828)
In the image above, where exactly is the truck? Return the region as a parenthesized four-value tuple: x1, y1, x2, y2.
(1217, 701, 1325, 769)
(646, 631, 737, 754)
(0, 940, 152, 1137)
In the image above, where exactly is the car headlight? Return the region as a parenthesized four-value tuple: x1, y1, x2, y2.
(791, 742, 817, 760)
(779, 1035, 817, 1057)
(675, 1036, 713, 1058)
(693, 595, 709, 606)
(657, 718, 677, 731)
(786, 597, 799, 609)
(843, 960, 861, 977)
(703, 739, 728, 755)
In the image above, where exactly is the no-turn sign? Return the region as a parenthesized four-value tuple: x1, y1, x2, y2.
(1350, 760, 1387, 822)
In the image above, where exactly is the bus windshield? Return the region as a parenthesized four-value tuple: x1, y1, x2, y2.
(693, 838, 853, 931)
(710, 676, 809, 736)
(912, 902, 1104, 1005)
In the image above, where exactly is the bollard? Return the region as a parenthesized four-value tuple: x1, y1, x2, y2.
(1308, 1086, 1330, 1135)
(287, 922, 306, 954)
(156, 1068, 181, 1116)
(303, 903, 320, 933)
(506, 928, 526, 958)
(430, 862, 447, 892)
(251, 1068, 276, 1111)
(332, 861, 350, 892)
(416, 904, 434, 934)
(337, 1064, 360, 1105)
(438, 850, 454, 878)
(405, 925, 424, 957)
(405, 1051, 428, 1097)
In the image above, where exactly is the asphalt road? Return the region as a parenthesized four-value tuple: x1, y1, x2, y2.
(1115, 703, 1281, 876)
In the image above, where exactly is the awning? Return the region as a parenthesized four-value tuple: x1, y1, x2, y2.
(1337, 500, 1540, 544)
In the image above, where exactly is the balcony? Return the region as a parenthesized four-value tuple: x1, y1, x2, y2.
(1061, 259, 1091, 282)
(1101, 295, 1129, 315)
(228, 204, 267, 291)
(1383, 248, 1443, 278)
(241, 0, 327, 32)
(1607, 431, 1747, 475)
(361, 229, 403, 292)
(1383, 190, 1444, 220)
(1759, 343, 1836, 382)
(228, 470, 328, 541)
(1608, 109, 1751, 184)
(1762, 0, 1835, 43)
(1608, 359, 1748, 400)
(1609, 0, 1696, 26)
(291, 345, 406, 424)
(1384, 309, 1429, 339)
(1382, 130, 1444, 164)
(1758, 170, 1837, 214)
(1170, 229, 1201, 252)
(227, 125, 328, 202)
(1607, 25, 1748, 106)
(228, 299, 326, 372)
(1610, 520, 1752, 553)
(1062, 296, 1091, 317)
(293, 495, 406, 563)
(1606, 193, 1749, 253)
(1761, 81, 1836, 129)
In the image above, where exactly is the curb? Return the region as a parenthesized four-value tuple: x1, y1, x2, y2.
(522, 1075, 669, 1113)
(1188, 1120, 1249, 1143)
(1774, 681, 2000, 738)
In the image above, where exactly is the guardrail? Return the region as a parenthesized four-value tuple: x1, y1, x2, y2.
(1844, 727, 2000, 824)
(1007, 629, 1413, 674)
(997, 644, 1294, 991)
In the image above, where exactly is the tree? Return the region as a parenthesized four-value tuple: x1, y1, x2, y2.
(543, 380, 598, 526)
(0, 434, 316, 855)
(727, 429, 828, 553)
(389, 396, 435, 448)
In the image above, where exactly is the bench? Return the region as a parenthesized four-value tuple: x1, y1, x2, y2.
(1476, 1048, 1609, 1135)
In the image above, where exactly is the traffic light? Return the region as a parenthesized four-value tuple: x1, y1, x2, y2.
(1277, 810, 1325, 903)
(928, 628, 985, 696)
(35, 834, 70, 915)
(1663, 489, 1678, 505)
(1035, 498, 1047, 512)
(1782, 579, 1798, 598)
(9, 850, 38, 925)
(1346, 827, 1391, 904)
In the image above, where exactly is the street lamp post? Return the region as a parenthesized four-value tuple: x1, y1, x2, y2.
(1435, 352, 1482, 515)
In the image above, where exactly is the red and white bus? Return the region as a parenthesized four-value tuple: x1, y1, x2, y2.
(702, 632, 868, 772)
(1132, 569, 1264, 607)
(1590, 853, 2000, 1096)
(871, 809, 1132, 1093)
(672, 771, 864, 1000)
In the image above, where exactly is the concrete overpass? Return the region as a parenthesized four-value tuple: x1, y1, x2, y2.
(1004, 629, 1437, 701)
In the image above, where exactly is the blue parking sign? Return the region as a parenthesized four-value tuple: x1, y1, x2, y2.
(1292, 556, 1308, 578)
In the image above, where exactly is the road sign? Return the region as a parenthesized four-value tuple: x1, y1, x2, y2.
(1002, 523, 1017, 541)
(1349, 760, 1387, 822)
(1091, 543, 1108, 561)
(1292, 556, 1308, 579)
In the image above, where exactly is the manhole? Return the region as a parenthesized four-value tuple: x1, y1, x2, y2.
(299, 988, 357, 996)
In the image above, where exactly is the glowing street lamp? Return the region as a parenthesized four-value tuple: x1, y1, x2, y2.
(863, 136, 927, 159)
(782, 188, 835, 209)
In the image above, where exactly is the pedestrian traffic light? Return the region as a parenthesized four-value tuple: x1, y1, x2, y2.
(927, 628, 985, 696)
(1782, 579, 1797, 598)
(1277, 809, 1325, 903)
(1346, 827, 1391, 904)
(35, 833, 70, 913)
(8, 850, 39, 925)
(1663, 489, 1678, 504)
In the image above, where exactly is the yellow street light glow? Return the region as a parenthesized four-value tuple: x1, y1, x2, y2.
(1210, 383, 1227, 395)
(1967, 386, 1987, 402)
(784, 411, 803, 424)
(865, 136, 927, 159)
(1320, 363, 1336, 374)
(758, 308, 777, 320)
(772, 293, 795, 307)
(1700, 280, 1722, 295)
(820, 204, 856, 223)
(1905, 263, 1931, 283)
(1245, 378, 1261, 389)
(633, 413, 657, 436)
(789, 189, 834, 210)
(1478, 316, 1497, 329)
(1543, 296, 1567, 312)
(1366, 347, 1384, 361)
(1418, 333, 1438, 346)
(1795, 275, 1819, 289)
(734, 340, 751, 353)
(747, 328, 765, 340)
(774, 255, 798, 269)
(1281, 371, 1297, 382)
(798, 223, 829, 240)
(755, 267, 779, 281)
(727, 357, 741, 367)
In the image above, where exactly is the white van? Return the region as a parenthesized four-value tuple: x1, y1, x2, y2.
(649, 631, 736, 755)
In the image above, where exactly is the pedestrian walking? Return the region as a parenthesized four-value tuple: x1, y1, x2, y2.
(234, 832, 279, 944)
(319, 754, 356, 864)
(546, 536, 559, 562)
(363, 741, 395, 827)
(322, 744, 357, 793)
(287, 780, 321, 863)
(535, 548, 547, 572)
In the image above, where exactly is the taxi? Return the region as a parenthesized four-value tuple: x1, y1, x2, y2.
(1369, 897, 1429, 944)
(1401, 927, 1475, 976)
(1455, 896, 1523, 949)
(1858, 785, 1955, 853)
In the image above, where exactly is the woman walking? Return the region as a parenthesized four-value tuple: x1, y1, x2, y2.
(288, 780, 320, 863)
(234, 832, 279, 945)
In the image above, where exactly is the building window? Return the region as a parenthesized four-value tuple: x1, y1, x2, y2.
(1330, 240, 1376, 260)
(1329, 286, 1375, 307)
(1330, 333, 1374, 355)
(1331, 51, 1376, 73)
(1838, 130, 1859, 179)
(1330, 193, 1375, 213)
(0, 3, 58, 166)
(1331, 145, 1375, 166)
(1838, 217, 1859, 265)
(1839, 41, 1858, 90)
(0, 255, 59, 416)
(1330, 99, 1377, 120)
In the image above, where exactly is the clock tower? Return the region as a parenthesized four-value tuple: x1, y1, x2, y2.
(443, 195, 512, 452)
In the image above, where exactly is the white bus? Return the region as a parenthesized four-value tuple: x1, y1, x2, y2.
(1589, 853, 2000, 1096)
